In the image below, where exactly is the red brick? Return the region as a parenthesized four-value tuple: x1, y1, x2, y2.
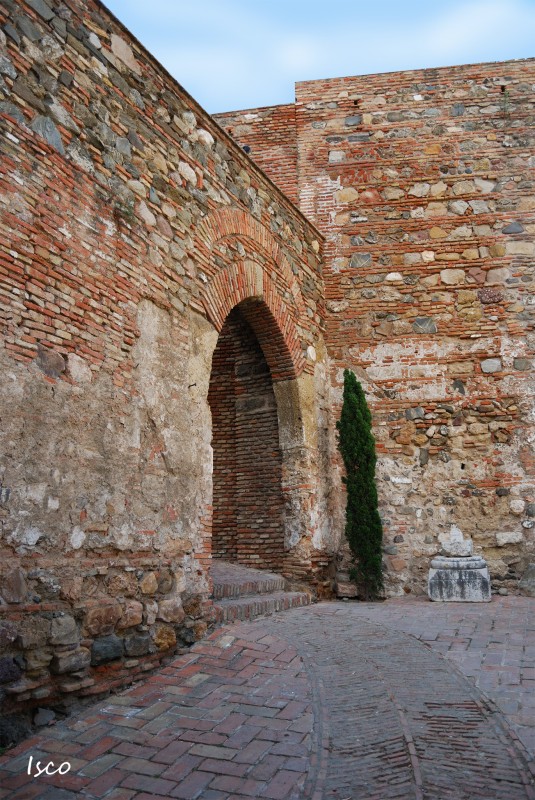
(262, 768, 305, 799)
(169, 770, 213, 799)
(84, 767, 128, 795)
(120, 773, 177, 795)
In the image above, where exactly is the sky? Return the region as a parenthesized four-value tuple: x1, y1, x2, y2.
(104, 0, 535, 114)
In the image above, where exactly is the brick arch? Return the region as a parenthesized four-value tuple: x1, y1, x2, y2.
(196, 207, 307, 320)
(200, 259, 306, 380)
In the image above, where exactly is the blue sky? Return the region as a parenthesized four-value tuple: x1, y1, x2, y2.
(104, 0, 535, 113)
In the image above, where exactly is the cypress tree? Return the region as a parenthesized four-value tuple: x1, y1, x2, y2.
(336, 369, 384, 600)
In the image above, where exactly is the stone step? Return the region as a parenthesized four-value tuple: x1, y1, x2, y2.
(211, 560, 286, 599)
(213, 591, 311, 624)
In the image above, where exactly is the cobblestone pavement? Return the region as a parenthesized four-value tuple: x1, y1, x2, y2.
(0, 599, 533, 800)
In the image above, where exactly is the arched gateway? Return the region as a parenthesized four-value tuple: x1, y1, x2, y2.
(208, 300, 288, 571)
(193, 209, 332, 585)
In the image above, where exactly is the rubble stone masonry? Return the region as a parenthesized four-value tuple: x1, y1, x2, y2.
(216, 59, 535, 595)
(0, 0, 330, 712)
(0, 0, 533, 715)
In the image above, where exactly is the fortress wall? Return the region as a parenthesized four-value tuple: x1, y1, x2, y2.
(214, 103, 298, 204)
(0, 0, 326, 711)
(219, 59, 535, 594)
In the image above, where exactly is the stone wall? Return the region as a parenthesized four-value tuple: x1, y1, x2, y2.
(0, 0, 330, 712)
(216, 104, 298, 204)
(217, 59, 535, 595)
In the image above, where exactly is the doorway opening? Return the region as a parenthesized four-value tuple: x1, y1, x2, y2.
(208, 301, 285, 571)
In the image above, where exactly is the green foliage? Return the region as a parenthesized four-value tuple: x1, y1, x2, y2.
(336, 369, 384, 600)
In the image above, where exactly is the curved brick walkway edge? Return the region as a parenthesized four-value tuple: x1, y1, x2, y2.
(0, 603, 533, 800)
(343, 595, 535, 758)
(264, 604, 535, 800)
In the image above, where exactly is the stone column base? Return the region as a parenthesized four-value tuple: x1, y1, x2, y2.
(428, 556, 491, 602)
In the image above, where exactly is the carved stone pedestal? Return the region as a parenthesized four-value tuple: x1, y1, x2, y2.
(428, 525, 491, 602)
(428, 555, 491, 602)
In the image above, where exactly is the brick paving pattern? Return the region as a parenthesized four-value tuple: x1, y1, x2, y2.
(347, 595, 535, 757)
(0, 599, 533, 799)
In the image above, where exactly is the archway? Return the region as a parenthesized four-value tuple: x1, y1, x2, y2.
(208, 300, 286, 570)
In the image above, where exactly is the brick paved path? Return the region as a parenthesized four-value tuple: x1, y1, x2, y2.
(0, 600, 534, 799)
(346, 596, 535, 757)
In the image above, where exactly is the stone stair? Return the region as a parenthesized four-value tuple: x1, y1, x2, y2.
(211, 560, 312, 623)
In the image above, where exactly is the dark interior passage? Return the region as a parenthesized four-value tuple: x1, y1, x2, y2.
(208, 304, 285, 570)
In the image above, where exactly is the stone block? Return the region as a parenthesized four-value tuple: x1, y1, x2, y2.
(329, 151, 344, 164)
(0, 101, 26, 125)
(25, 648, 53, 672)
(519, 564, 535, 597)
(440, 269, 465, 285)
(84, 603, 122, 636)
(91, 635, 124, 665)
(144, 600, 158, 625)
(157, 597, 185, 623)
(111, 33, 141, 74)
(183, 595, 203, 617)
(157, 569, 174, 594)
(140, 571, 158, 594)
(49, 615, 79, 646)
(336, 187, 359, 203)
(51, 647, 91, 674)
(350, 253, 372, 269)
(506, 241, 534, 256)
(17, 618, 50, 649)
(0, 658, 22, 685)
(419, 448, 429, 466)
(486, 267, 509, 283)
(124, 632, 151, 657)
(34, 708, 55, 727)
(117, 600, 143, 629)
(0, 621, 18, 649)
(0, 569, 28, 604)
(106, 571, 138, 597)
(413, 317, 437, 334)
(449, 200, 469, 215)
(383, 187, 404, 200)
(478, 287, 503, 304)
(26, 0, 55, 21)
(496, 530, 523, 546)
(509, 498, 525, 515)
(480, 358, 501, 373)
(441, 539, 473, 557)
(409, 182, 430, 197)
(152, 623, 176, 650)
(405, 407, 425, 420)
(30, 115, 65, 155)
